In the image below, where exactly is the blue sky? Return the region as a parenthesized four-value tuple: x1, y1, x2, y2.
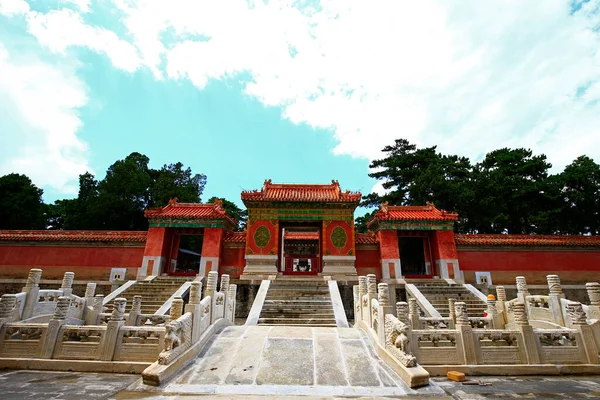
(1, 0, 600, 214)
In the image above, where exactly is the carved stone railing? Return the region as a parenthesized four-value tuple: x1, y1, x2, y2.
(0, 323, 48, 358)
(136, 314, 170, 326)
(157, 312, 193, 365)
(114, 326, 165, 362)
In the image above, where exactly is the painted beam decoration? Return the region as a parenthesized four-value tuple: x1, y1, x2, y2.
(242, 180, 361, 257)
(144, 198, 237, 230)
(367, 202, 458, 232)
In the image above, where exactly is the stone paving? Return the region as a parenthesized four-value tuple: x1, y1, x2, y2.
(0, 370, 138, 400)
(125, 325, 445, 397)
(3, 368, 600, 398)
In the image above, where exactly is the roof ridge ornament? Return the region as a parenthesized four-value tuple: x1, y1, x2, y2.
(168, 197, 178, 206)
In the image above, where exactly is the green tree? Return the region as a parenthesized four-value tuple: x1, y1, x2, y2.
(467, 148, 552, 233)
(208, 197, 247, 231)
(556, 156, 600, 234)
(0, 173, 46, 229)
(355, 210, 377, 233)
(151, 162, 207, 207)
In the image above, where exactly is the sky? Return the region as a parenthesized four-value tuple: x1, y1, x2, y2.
(1, 0, 599, 213)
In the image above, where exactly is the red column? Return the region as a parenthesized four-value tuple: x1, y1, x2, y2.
(431, 230, 461, 280)
(377, 230, 401, 279)
(169, 234, 181, 274)
(140, 227, 173, 277)
(200, 228, 225, 276)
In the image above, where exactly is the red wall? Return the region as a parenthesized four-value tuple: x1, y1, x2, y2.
(356, 247, 382, 280)
(246, 220, 278, 255)
(221, 246, 245, 278)
(323, 220, 354, 256)
(458, 248, 600, 284)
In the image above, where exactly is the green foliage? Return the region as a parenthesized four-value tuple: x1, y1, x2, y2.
(363, 138, 600, 235)
(0, 174, 45, 229)
(208, 196, 247, 231)
(355, 210, 376, 233)
(38, 152, 207, 230)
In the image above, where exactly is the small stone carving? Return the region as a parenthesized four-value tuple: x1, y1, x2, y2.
(516, 276, 528, 294)
(111, 298, 127, 321)
(512, 301, 529, 325)
(455, 302, 469, 326)
(84, 283, 96, 298)
(53, 296, 71, 320)
(61, 272, 75, 290)
(170, 297, 184, 320)
(396, 301, 408, 324)
(547, 275, 563, 295)
(25, 268, 42, 288)
(189, 281, 202, 304)
(538, 331, 577, 346)
(377, 283, 390, 306)
(496, 286, 507, 302)
(586, 282, 600, 306)
(0, 294, 17, 319)
(139, 314, 170, 326)
(384, 314, 417, 367)
(5, 326, 44, 340)
(567, 302, 588, 325)
(207, 271, 218, 291)
(220, 274, 230, 293)
(159, 312, 193, 365)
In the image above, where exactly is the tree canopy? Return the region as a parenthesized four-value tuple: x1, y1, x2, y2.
(45, 152, 207, 230)
(361, 139, 600, 235)
(0, 174, 46, 229)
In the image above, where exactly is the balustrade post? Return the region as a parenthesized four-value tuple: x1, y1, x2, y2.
(185, 281, 203, 343)
(358, 276, 367, 322)
(547, 275, 566, 326)
(353, 285, 360, 325)
(205, 271, 218, 322)
(487, 296, 504, 329)
(586, 282, 600, 320)
(60, 272, 75, 297)
(448, 298, 456, 329)
(408, 298, 420, 328)
(366, 274, 377, 328)
(86, 294, 104, 325)
(568, 302, 599, 363)
(516, 276, 530, 304)
(396, 301, 409, 325)
(0, 294, 17, 329)
(170, 296, 184, 321)
(227, 284, 237, 323)
(220, 274, 230, 317)
(40, 296, 70, 359)
(513, 301, 540, 364)
(496, 286, 508, 323)
(377, 283, 393, 345)
(21, 268, 42, 320)
(454, 302, 477, 364)
(127, 295, 142, 325)
(99, 298, 126, 361)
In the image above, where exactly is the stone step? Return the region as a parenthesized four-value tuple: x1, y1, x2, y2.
(258, 318, 337, 325)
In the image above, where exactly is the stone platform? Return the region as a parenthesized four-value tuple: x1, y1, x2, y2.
(124, 325, 446, 397)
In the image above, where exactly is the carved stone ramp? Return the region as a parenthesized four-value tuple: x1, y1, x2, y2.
(123, 325, 446, 398)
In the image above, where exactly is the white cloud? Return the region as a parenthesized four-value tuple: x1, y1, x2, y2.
(0, 0, 29, 16)
(26, 8, 141, 72)
(107, 0, 600, 178)
(0, 42, 90, 194)
(4, 0, 600, 196)
(63, 0, 91, 13)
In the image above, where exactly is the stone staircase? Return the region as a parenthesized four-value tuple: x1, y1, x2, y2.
(107, 276, 192, 314)
(258, 280, 337, 327)
(411, 280, 487, 317)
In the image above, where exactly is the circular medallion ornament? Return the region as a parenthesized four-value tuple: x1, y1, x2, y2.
(331, 226, 347, 249)
(254, 226, 271, 249)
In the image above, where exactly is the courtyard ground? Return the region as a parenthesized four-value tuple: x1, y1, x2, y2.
(2, 370, 600, 399)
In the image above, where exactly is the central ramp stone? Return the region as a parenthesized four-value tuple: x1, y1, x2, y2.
(125, 325, 447, 398)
